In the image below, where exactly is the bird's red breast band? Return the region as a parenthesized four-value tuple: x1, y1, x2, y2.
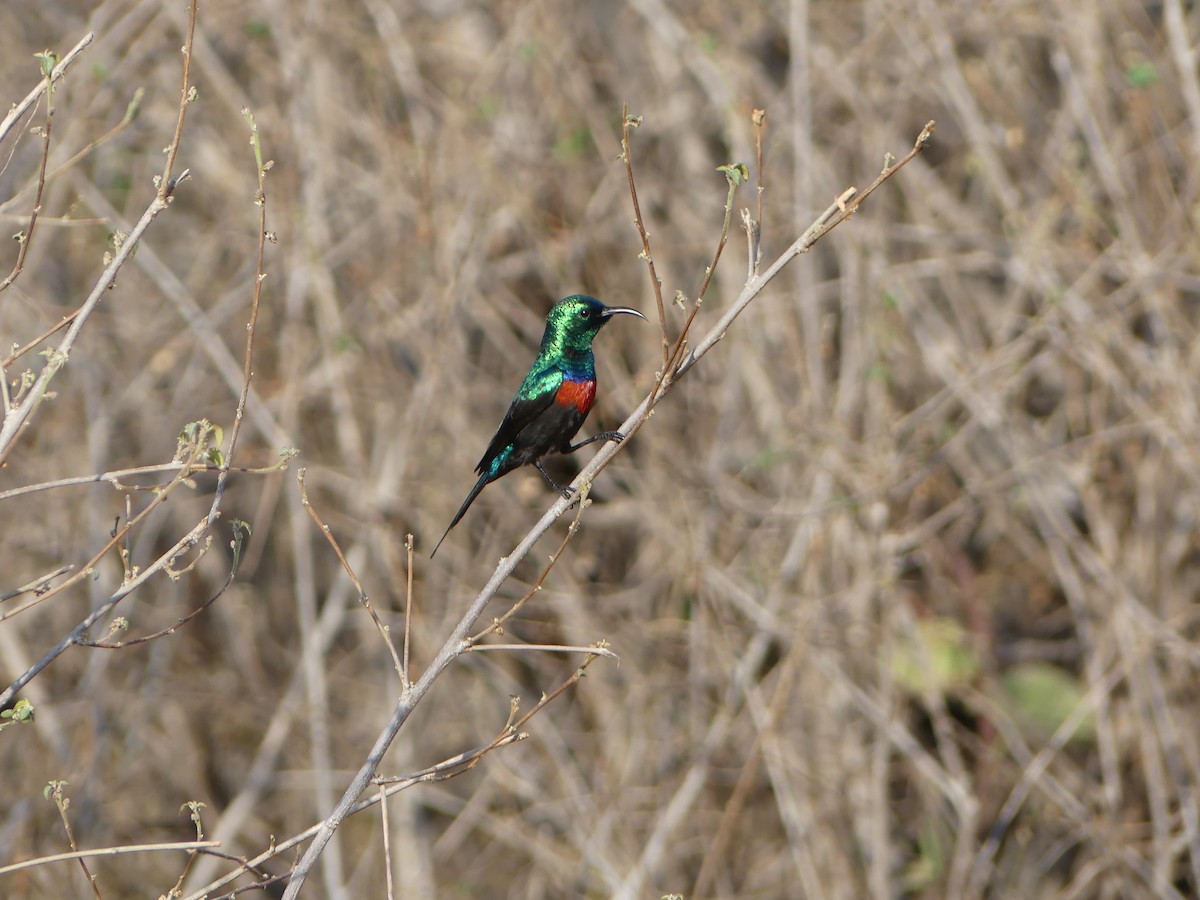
(555, 378, 596, 414)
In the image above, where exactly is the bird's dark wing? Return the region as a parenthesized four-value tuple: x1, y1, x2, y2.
(475, 369, 563, 475)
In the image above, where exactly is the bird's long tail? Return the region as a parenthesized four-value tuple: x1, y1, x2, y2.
(431, 471, 491, 558)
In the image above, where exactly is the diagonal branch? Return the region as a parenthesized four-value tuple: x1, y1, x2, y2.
(279, 119, 935, 897)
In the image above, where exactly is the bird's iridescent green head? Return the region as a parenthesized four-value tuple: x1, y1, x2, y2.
(540, 294, 646, 359)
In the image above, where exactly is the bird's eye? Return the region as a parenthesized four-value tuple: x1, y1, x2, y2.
(578, 307, 591, 319)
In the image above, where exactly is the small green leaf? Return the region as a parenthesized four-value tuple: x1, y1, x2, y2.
(0, 697, 35, 731)
(554, 126, 592, 161)
(34, 50, 60, 80)
(1000, 662, 1094, 743)
(902, 820, 946, 890)
(1125, 60, 1158, 90)
(890, 616, 980, 696)
(717, 162, 750, 186)
(864, 362, 891, 382)
(124, 88, 144, 123)
(230, 520, 252, 573)
(244, 20, 271, 39)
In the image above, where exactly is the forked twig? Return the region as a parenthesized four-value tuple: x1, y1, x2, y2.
(298, 468, 404, 681)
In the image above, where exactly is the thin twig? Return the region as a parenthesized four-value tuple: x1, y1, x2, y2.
(46, 781, 102, 898)
(165, 803, 209, 897)
(749, 108, 766, 278)
(373, 730, 526, 787)
(0, 564, 72, 603)
(0, 456, 291, 504)
(0, 72, 54, 293)
(463, 642, 620, 660)
(158, 10, 196, 200)
(0, 841, 220, 877)
(206, 105, 270, 529)
(621, 106, 668, 369)
(403, 533, 414, 684)
(298, 467, 404, 680)
(3, 312, 78, 368)
(379, 784, 395, 900)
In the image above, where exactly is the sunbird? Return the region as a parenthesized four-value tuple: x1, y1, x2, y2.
(432, 294, 645, 557)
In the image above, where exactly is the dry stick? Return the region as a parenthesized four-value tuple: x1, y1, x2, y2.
(158, 10, 196, 200)
(0, 79, 53, 293)
(47, 781, 102, 899)
(298, 467, 404, 680)
(464, 642, 619, 660)
(279, 121, 936, 897)
(754, 109, 765, 251)
(163, 803, 209, 897)
(402, 534, 414, 683)
(620, 106, 668, 369)
(4, 312, 79, 368)
(206, 106, 270, 530)
(373, 730, 525, 787)
(378, 784, 395, 900)
(184, 653, 605, 900)
(642, 157, 744, 406)
(748, 108, 766, 278)
(0, 32, 93, 148)
(0, 841, 220, 877)
(0, 457, 290, 504)
(0, 564, 72, 603)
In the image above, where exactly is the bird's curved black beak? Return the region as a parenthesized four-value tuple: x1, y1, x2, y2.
(600, 305, 647, 321)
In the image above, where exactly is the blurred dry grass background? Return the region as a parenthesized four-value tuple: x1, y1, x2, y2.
(2, 0, 1200, 897)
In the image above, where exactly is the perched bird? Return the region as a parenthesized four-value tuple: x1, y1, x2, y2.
(432, 294, 645, 557)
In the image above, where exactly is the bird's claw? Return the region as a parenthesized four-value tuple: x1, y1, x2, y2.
(558, 485, 576, 500)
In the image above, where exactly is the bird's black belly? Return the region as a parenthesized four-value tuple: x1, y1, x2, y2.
(506, 404, 586, 469)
